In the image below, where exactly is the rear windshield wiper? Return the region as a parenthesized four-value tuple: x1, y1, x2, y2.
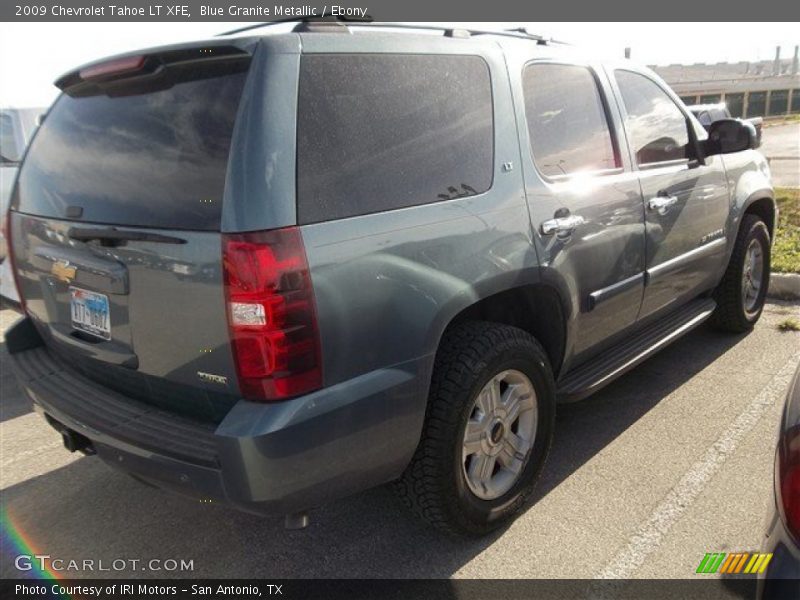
(68, 227, 186, 245)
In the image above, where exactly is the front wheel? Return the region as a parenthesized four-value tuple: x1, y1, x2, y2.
(395, 321, 556, 536)
(711, 214, 771, 333)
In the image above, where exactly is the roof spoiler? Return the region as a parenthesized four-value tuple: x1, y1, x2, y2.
(55, 45, 251, 94)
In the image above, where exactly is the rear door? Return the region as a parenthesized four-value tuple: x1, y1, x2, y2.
(9, 49, 251, 421)
(610, 69, 730, 320)
(512, 60, 646, 365)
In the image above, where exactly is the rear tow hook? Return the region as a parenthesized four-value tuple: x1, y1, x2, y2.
(60, 428, 94, 455)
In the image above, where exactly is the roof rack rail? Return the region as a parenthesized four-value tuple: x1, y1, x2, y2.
(218, 19, 569, 46)
(503, 27, 548, 42)
(216, 13, 372, 37)
(329, 22, 565, 44)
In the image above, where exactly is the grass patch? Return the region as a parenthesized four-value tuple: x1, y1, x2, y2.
(777, 317, 800, 332)
(764, 114, 800, 127)
(773, 187, 800, 274)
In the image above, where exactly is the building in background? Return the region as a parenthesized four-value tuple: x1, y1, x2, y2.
(653, 45, 800, 118)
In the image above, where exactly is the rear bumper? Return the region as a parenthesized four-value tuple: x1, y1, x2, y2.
(7, 317, 429, 515)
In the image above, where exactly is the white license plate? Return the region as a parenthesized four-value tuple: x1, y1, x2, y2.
(70, 287, 111, 340)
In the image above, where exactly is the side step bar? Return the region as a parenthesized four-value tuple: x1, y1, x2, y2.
(557, 298, 717, 403)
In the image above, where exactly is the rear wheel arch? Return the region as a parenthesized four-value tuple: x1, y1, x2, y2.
(437, 284, 568, 378)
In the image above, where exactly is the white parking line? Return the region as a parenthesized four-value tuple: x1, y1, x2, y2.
(596, 356, 798, 579)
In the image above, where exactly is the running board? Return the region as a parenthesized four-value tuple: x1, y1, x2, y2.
(557, 298, 717, 403)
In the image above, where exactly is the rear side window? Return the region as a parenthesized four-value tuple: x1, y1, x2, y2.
(297, 54, 494, 224)
(522, 63, 618, 177)
(14, 61, 249, 231)
(615, 70, 690, 166)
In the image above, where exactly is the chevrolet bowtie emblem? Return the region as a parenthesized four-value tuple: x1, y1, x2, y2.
(51, 260, 76, 283)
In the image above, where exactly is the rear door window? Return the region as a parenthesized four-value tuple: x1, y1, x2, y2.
(296, 54, 494, 224)
(615, 70, 690, 166)
(522, 63, 618, 177)
(14, 61, 249, 231)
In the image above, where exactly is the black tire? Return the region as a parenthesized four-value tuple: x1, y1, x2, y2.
(395, 321, 556, 536)
(710, 214, 771, 333)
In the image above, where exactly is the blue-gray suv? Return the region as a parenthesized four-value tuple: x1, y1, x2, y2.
(5, 22, 775, 536)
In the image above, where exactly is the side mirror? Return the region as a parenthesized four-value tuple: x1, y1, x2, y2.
(705, 119, 757, 155)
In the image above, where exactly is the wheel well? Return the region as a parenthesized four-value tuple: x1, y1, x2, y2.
(743, 197, 776, 240)
(446, 285, 566, 376)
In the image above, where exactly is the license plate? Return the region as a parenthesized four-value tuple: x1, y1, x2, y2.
(70, 287, 111, 340)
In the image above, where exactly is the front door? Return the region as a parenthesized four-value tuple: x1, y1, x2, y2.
(611, 68, 730, 320)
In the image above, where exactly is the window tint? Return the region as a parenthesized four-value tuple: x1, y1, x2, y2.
(15, 61, 248, 230)
(768, 89, 789, 116)
(710, 108, 729, 121)
(694, 110, 713, 127)
(522, 64, 617, 177)
(0, 113, 21, 163)
(747, 91, 767, 117)
(615, 71, 690, 165)
(297, 54, 493, 224)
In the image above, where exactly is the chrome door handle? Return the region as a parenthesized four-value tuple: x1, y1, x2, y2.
(648, 195, 678, 215)
(541, 214, 585, 236)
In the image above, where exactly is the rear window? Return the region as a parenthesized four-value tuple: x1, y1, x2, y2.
(14, 61, 248, 231)
(296, 54, 494, 224)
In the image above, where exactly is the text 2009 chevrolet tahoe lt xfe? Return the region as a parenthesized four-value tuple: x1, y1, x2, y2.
(6, 22, 774, 535)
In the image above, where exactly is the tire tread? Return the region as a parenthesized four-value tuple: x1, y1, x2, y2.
(711, 215, 770, 333)
(395, 321, 554, 535)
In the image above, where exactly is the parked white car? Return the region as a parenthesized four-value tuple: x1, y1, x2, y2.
(1, 107, 44, 305)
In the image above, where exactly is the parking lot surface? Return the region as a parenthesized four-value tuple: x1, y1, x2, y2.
(1, 300, 798, 581)
(760, 122, 800, 188)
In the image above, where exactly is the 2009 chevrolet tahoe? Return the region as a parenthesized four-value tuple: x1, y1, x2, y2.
(6, 21, 775, 536)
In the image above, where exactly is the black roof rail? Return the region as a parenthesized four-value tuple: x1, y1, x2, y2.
(347, 23, 570, 45)
(218, 19, 569, 46)
(502, 27, 549, 44)
(216, 13, 373, 37)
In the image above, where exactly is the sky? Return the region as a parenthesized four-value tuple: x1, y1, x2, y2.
(0, 21, 798, 108)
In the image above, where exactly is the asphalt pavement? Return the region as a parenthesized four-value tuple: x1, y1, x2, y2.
(1, 301, 799, 582)
(760, 121, 799, 188)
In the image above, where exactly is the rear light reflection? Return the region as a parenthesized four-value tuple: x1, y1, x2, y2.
(4, 211, 27, 313)
(230, 302, 267, 326)
(79, 55, 146, 80)
(222, 227, 322, 402)
(778, 423, 800, 541)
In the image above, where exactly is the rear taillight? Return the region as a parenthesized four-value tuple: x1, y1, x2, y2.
(778, 423, 800, 541)
(222, 227, 321, 402)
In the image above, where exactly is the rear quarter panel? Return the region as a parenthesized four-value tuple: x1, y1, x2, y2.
(295, 36, 537, 391)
